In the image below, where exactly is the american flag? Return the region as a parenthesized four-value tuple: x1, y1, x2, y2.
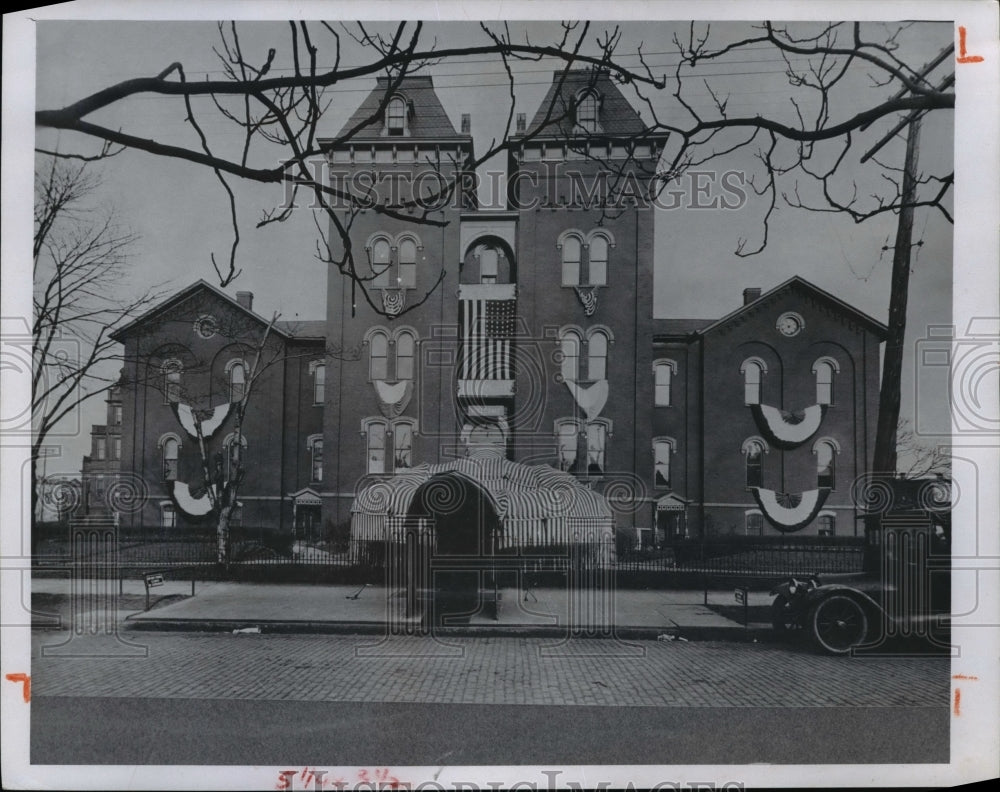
(460, 296, 516, 380)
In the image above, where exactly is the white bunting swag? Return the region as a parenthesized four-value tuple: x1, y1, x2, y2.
(373, 379, 413, 419)
(169, 480, 217, 518)
(563, 379, 609, 421)
(751, 487, 831, 533)
(750, 403, 825, 447)
(171, 401, 233, 440)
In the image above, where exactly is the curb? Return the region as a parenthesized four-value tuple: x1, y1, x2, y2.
(123, 617, 773, 642)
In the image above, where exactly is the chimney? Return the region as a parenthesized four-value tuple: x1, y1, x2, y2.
(461, 113, 471, 134)
(236, 291, 254, 311)
(743, 287, 761, 306)
(516, 113, 526, 133)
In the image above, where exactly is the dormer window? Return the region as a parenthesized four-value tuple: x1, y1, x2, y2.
(576, 91, 600, 133)
(387, 96, 407, 137)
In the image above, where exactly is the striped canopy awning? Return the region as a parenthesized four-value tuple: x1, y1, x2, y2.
(351, 457, 613, 526)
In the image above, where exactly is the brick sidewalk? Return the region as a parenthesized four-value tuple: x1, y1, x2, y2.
(30, 630, 949, 708)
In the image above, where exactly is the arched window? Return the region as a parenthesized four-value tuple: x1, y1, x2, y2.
(223, 433, 248, 481)
(743, 437, 767, 489)
(554, 418, 580, 472)
(741, 357, 766, 405)
(396, 330, 415, 381)
(160, 435, 180, 481)
(814, 438, 839, 489)
(817, 511, 836, 536)
(393, 419, 414, 470)
(577, 91, 599, 132)
(363, 417, 415, 473)
(162, 359, 182, 404)
(561, 235, 582, 286)
(587, 235, 608, 286)
(387, 96, 407, 136)
(479, 247, 498, 284)
(307, 435, 323, 482)
(586, 420, 610, 475)
(560, 330, 581, 382)
(588, 329, 609, 380)
(365, 419, 387, 474)
(371, 238, 392, 288)
(653, 359, 676, 407)
(813, 357, 839, 406)
(745, 510, 764, 536)
(313, 363, 326, 405)
(398, 238, 417, 289)
(369, 330, 389, 380)
(653, 438, 675, 488)
(229, 361, 246, 403)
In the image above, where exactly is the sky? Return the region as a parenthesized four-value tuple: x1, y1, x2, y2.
(19, 12, 962, 474)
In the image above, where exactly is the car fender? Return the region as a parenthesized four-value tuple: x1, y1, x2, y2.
(803, 584, 887, 620)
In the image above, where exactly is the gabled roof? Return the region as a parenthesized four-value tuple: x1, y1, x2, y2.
(521, 69, 653, 138)
(110, 280, 321, 343)
(698, 276, 888, 339)
(652, 276, 888, 343)
(332, 75, 469, 141)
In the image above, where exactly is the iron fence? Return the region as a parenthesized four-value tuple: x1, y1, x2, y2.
(35, 525, 865, 580)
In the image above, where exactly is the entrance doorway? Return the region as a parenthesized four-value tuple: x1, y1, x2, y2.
(407, 472, 501, 621)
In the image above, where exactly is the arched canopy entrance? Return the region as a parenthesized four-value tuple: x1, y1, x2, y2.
(407, 471, 502, 557)
(350, 457, 615, 560)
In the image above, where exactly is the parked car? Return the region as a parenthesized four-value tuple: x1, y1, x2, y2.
(770, 564, 950, 655)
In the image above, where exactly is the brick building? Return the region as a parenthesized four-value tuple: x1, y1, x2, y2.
(113, 70, 886, 549)
(79, 384, 124, 518)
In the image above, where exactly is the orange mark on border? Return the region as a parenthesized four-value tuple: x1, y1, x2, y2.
(957, 27, 985, 63)
(5, 673, 30, 703)
(953, 688, 961, 716)
(953, 674, 979, 680)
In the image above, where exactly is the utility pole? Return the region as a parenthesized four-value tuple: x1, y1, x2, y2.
(871, 114, 922, 476)
(857, 44, 951, 572)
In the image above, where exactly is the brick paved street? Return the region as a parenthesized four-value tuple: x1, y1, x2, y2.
(31, 629, 948, 708)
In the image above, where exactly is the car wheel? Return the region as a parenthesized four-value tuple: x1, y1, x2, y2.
(809, 594, 869, 655)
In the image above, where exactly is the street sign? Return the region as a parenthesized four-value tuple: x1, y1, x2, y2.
(734, 587, 747, 604)
(144, 573, 164, 588)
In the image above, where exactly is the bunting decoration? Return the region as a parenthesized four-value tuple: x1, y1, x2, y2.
(373, 379, 414, 419)
(574, 286, 598, 316)
(382, 289, 405, 316)
(751, 486, 831, 533)
(168, 480, 217, 520)
(171, 401, 233, 440)
(563, 378, 609, 421)
(750, 403, 826, 448)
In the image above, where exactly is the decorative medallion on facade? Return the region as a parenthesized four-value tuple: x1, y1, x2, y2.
(193, 314, 218, 339)
(750, 402, 826, 448)
(750, 487, 831, 533)
(381, 289, 405, 316)
(776, 311, 805, 337)
(573, 286, 598, 316)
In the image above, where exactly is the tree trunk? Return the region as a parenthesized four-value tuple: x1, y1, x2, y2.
(217, 503, 231, 568)
(30, 454, 40, 559)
